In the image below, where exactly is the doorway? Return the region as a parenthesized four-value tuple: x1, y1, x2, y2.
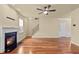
(59, 18, 71, 37)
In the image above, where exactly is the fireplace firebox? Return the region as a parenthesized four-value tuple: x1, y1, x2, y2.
(5, 32, 17, 52)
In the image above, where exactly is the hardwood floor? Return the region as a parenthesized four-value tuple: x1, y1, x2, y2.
(71, 44, 79, 54)
(7, 37, 79, 54)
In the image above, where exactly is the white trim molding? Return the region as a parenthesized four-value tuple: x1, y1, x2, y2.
(32, 36, 60, 38)
(71, 41, 79, 46)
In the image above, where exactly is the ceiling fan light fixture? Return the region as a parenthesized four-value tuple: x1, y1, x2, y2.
(43, 11, 48, 15)
(37, 5, 56, 15)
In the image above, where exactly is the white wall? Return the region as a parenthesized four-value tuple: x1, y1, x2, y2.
(32, 16, 71, 38)
(62, 7, 79, 46)
(70, 8, 79, 45)
(32, 16, 59, 38)
(0, 5, 29, 43)
(18, 17, 29, 42)
(0, 5, 19, 27)
(58, 18, 71, 37)
(28, 17, 39, 36)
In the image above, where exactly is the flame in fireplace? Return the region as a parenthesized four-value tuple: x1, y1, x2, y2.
(7, 37, 14, 45)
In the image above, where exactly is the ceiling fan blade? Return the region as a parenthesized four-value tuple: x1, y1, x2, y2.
(37, 8, 43, 11)
(48, 5, 51, 9)
(48, 9, 56, 12)
(38, 12, 43, 14)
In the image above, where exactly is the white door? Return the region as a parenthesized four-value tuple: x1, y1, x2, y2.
(59, 18, 71, 37)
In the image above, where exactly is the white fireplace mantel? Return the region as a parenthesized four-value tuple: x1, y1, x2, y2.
(0, 27, 19, 53)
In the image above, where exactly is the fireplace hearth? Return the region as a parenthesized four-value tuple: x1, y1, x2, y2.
(5, 32, 17, 52)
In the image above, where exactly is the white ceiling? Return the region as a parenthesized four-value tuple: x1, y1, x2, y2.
(13, 4, 79, 18)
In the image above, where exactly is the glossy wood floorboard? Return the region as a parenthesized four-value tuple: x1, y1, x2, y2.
(8, 37, 79, 54)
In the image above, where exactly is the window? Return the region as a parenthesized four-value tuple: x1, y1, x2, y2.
(19, 18, 24, 33)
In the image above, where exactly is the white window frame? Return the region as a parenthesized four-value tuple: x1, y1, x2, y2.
(19, 17, 24, 33)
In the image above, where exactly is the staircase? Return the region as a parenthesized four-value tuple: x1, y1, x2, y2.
(29, 18, 39, 36)
(32, 24, 39, 35)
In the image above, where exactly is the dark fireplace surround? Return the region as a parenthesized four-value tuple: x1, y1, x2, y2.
(5, 32, 17, 53)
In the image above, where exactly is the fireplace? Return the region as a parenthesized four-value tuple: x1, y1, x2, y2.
(5, 32, 17, 52)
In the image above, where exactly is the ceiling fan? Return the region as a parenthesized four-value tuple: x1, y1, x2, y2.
(37, 5, 56, 15)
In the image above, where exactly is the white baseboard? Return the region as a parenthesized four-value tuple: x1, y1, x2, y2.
(32, 35, 71, 38)
(32, 36, 60, 38)
(71, 41, 79, 46)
